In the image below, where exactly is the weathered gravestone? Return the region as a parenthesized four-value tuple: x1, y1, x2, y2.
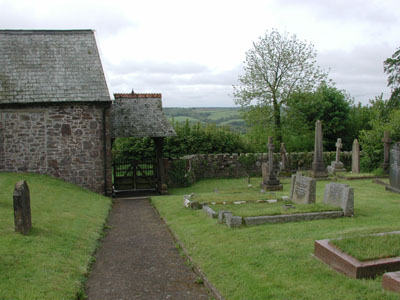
(323, 182, 354, 216)
(382, 131, 392, 174)
(260, 136, 283, 191)
(280, 143, 288, 171)
(13, 180, 32, 235)
(289, 173, 316, 204)
(386, 142, 400, 193)
(327, 138, 346, 174)
(312, 120, 328, 178)
(352, 139, 360, 173)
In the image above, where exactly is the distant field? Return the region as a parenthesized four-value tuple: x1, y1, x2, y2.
(164, 107, 246, 132)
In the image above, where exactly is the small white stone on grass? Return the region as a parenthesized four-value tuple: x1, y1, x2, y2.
(282, 196, 289, 201)
(234, 201, 246, 205)
(267, 199, 277, 203)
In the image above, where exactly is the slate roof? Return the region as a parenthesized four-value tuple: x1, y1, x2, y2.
(0, 30, 110, 104)
(111, 93, 176, 138)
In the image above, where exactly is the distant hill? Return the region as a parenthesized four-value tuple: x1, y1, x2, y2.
(163, 107, 246, 132)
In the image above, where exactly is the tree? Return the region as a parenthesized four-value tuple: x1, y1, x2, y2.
(384, 47, 400, 105)
(283, 82, 352, 151)
(233, 29, 328, 144)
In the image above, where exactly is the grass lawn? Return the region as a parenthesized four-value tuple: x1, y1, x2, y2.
(0, 172, 111, 300)
(331, 233, 400, 261)
(152, 177, 400, 300)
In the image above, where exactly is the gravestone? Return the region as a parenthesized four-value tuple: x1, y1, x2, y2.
(323, 182, 354, 216)
(312, 120, 328, 178)
(260, 136, 283, 191)
(382, 131, 392, 174)
(351, 139, 360, 173)
(327, 138, 346, 174)
(289, 173, 316, 204)
(280, 143, 288, 171)
(386, 142, 400, 193)
(13, 180, 32, 235)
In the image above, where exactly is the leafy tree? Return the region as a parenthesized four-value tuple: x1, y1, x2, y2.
(359, 96, 400, 171)
(240, 105, 274, 152)
(283, 82, 353, 151)
(233, 29, 328, 144)
(384, 47, 400, 105)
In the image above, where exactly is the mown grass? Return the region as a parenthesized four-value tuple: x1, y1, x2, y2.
(152, 177, 400, 300)
(0, 172, 111, 300)
(331, 233, 400, 261)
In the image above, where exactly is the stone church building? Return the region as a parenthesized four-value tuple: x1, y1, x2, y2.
(0, 29, 175, 195)
(0, 30, 113, 194)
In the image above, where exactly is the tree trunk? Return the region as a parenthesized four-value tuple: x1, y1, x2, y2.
(272, 99, 282, 144)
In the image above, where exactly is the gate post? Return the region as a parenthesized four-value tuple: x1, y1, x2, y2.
(154, 137, 168, 194)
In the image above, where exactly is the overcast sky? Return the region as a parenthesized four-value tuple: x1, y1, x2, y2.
(1, 0, 399, 107)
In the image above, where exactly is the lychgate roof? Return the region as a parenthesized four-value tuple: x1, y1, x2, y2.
(111, 93, 176, 138)
(0, 30, 110, 104)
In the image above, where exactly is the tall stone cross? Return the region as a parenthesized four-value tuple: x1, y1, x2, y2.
(352, 139, 360, 173)
(312, 120, 327, 177)
(267, 136, 274, 173)
(280, 143, 287, 170)
(335, 138, 343, 163)
(382, 131, 392, 164)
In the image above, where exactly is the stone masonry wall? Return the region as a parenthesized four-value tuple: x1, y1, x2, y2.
(0, 103, 112, 195)
(166, 151, 354, 187)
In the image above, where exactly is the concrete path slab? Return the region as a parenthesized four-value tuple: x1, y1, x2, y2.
(85, 197, 210, 300)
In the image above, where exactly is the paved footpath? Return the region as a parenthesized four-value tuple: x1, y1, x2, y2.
(85, 197, 210, 300)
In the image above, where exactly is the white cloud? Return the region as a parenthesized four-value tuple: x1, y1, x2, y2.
(1, 0, 399, 106)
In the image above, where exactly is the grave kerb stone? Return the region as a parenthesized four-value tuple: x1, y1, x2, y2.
(225, 213, 242, 228)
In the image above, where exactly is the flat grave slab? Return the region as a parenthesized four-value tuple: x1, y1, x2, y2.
(382, 271, 400, 293)
(314, 234, 400, 279)
(244, 211, 343, 226)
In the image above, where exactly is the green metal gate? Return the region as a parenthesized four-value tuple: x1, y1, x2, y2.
(112, 159, 158, 191)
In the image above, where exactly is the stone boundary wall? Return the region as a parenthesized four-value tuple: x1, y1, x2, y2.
(166, 151, 353, 187)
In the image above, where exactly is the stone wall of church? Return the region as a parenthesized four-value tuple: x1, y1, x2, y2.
(0, 102, 112, 195)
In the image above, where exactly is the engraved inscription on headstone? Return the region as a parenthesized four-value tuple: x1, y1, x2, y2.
(290, 174, 316, 204)
(323, 182, 354, 216)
